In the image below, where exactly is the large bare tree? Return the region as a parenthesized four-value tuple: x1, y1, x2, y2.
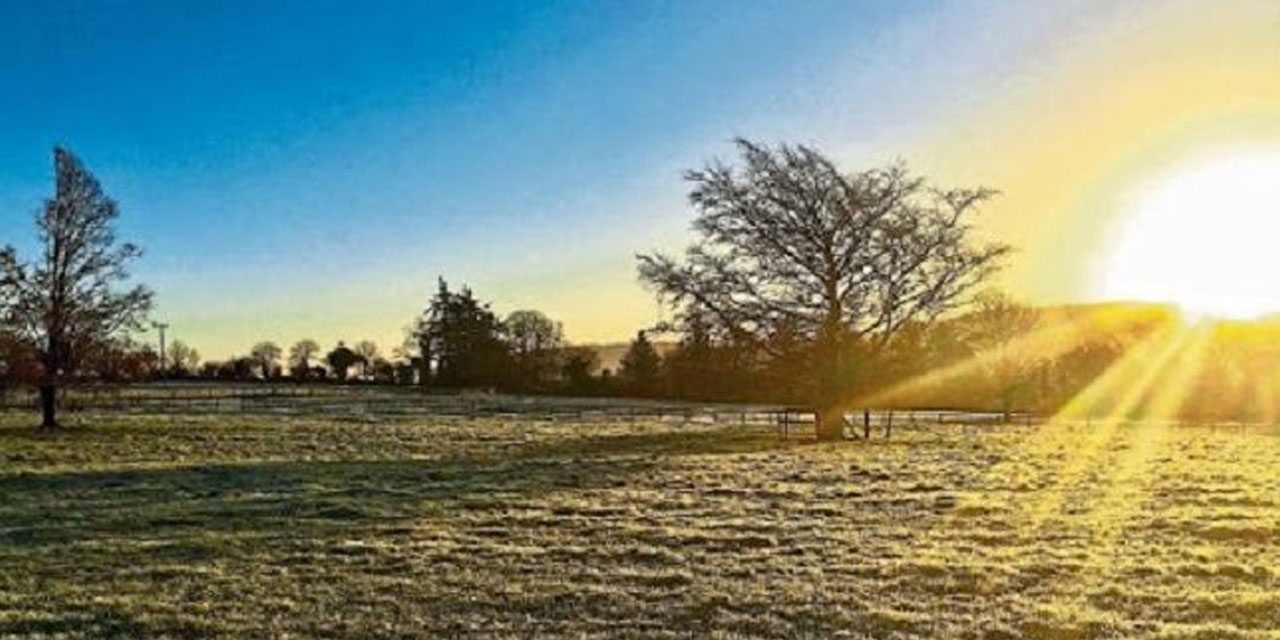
(0, 148, 153, 430)
(638, 139, 1009, 439)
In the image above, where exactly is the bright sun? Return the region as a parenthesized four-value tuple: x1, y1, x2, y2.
(1099, 151, 1280, 319)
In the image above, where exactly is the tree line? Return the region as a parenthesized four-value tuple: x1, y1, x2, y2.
(4, 142, 1274, 435)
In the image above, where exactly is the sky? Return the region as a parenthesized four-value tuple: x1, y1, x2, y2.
(2, 0, 1279, 360)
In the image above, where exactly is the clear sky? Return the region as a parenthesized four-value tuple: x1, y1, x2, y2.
(3, 0, 1279, 359)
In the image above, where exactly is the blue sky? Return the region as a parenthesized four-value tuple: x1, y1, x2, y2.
(1, 0, 1170, 359)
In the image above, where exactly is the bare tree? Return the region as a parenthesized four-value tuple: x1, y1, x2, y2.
(638, 139, 1008, 439)
(0, 148, 153, 430)
(168, 340, 200, 376)
(505, 309, 564, 390)
(288, 339, 320, 379)
(250, 341, 282, 379)
(353, 340, 378, 379)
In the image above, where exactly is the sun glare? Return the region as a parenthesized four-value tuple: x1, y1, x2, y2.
(1099, 151, 1280, 319)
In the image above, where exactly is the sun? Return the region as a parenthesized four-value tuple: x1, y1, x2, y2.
(1098, 150, 1280, 319)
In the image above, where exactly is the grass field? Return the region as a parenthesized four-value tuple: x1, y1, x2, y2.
(0, 409, 1276, 638)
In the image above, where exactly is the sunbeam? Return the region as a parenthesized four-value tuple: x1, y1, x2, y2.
(1022, 322, 1193, 529)
(853, 305, 1163, 411)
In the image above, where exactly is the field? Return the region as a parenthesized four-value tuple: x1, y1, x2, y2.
(0, 402, 1276, 638)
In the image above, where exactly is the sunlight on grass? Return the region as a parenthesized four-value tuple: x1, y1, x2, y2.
(1022, 321, 1202, 532)
(1, 410, 1276, 638)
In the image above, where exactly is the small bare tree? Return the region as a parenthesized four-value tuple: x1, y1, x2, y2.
(639, 139, 1008, 439)
(167, 340, 200, 376)
(353, 340, 379, 379)
(250, 341, 282, 379)
(0, 148, 153, 430)
(288, 339, 321, 379)
(505, 310, 564, 390)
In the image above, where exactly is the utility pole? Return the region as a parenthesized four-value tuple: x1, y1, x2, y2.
(152, 321, 169, 377)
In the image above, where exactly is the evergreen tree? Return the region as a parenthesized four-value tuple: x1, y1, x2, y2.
(413, 279, 511, 389)
(619, 330, 661, 396)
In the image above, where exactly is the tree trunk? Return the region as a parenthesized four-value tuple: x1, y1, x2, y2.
(39, 385, 58, 431)
(815, 407, 844, 441)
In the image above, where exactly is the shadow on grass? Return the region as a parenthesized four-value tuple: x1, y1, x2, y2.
(0, 425, 792, 550)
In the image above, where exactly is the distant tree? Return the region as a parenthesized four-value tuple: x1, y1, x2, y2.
(752, 318, 813, 405)
(1046, 331, 1123, 413)
(288, 339, 321, 380)
(619, 331, 662, 396)
(199, 361, 221, 379)
(398, 328, 429, 386)
(218, 356, 255, 380)
(411, 279, 511, 389)
(88, 340, 157, 382)
(661, 308, 756, 401)
(167, 340, 200, 377)
(353, 340, 379, 379)
(963, 291, 1041, 421)
(867, 319, 973, 409)
(392, 360, 417, 385)
(598, 367, 617, 396)
(325, 342, 361, 382)
(0, 148, 153, 430)
(250, 341, 282, 379)
(560, 346, 600, 396)
(74, 337, 138, 382)
(662, 315, 714, 400)
(505, 309, 565, 391)
(369, 357, 395, 383)
(638, 139, 1008, 439)
(0, 331, 40, 394)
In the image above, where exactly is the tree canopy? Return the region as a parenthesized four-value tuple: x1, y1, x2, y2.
(411, 279, 511, 389)
(0, 148, 153, 429)
(639, 139, 1008, 438)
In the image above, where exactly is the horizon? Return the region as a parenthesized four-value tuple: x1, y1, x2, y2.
(4, 0, 1280, 360)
